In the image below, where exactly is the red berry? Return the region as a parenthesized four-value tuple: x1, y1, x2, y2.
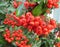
(13, 1, 18, 8)
(24, 1, 29, 9)
(8, 39, 12, 43)
(48, 1, 53, 5)
(53, 3, 59, 8)
(47, 24, 54, 30)
(29, 21, 34, 26)
(11, 37, 14, 41)
(34, 21, 39, 26)
(15, 42, 19, 46)
(47, 4, 53, 8)
(50, 19, 56, 25)
(43, 28, 49, 35)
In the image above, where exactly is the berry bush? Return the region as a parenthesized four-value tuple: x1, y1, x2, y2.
(0, 0, 60, 47)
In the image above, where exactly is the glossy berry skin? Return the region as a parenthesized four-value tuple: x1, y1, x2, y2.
(50, 19, 56, 28)
(13, 1, 22, 8)
(13, 1, 18, 8)
(3, 0, 58, 47)
(4, 12, 56, 36)
(3, 29, 31, 47)
(47, 4, 53, 8)
(24, 1, 36, 9)
(47, 24, 54, 30)
(47, 0, 59, 8)
(24, 1, 29, 9)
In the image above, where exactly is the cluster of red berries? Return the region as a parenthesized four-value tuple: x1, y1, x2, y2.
(3, 29, 14, 43)
(3, 0, 59, 47)
(15, 41, 31, 47)
(13, 0, 36, 9)
(24, 1, 36, 9)
(13, 1, 22, 8)
(3, 28, 31, 47)
(4, 18, 16, 28)
(55, 42, 60, 47)
(4, 12, 56, 36)
(47, 0, 59, 8)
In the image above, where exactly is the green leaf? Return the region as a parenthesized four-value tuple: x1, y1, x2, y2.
(0, 29, 4, 32)
(55, 37, 60, 42)
(16, 1, 26, 16)
(0, 10, 5, 14)
(0, 39, 5, 44)
(0, 14, 5, 20)
(0, 25, 5, 32)
(32, 40, 41, 47)
(33, 0, 44, 2)
(33, 0, 40, 2)
(9, 26, 13, 32)
(0, 32, 6, 44)
(40, 38, 54, 47)
(7, 5, 15, 13)
(20, 0, 26, 3)
(32, 4, 42, 16)
(16, 4, 24, 16)
(32, 0, 48, 16)
(57, 37, 60, 41)
(0, 2, 8, 7)
(0, 25, 4, 28)
(28, 0, 40, 3)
